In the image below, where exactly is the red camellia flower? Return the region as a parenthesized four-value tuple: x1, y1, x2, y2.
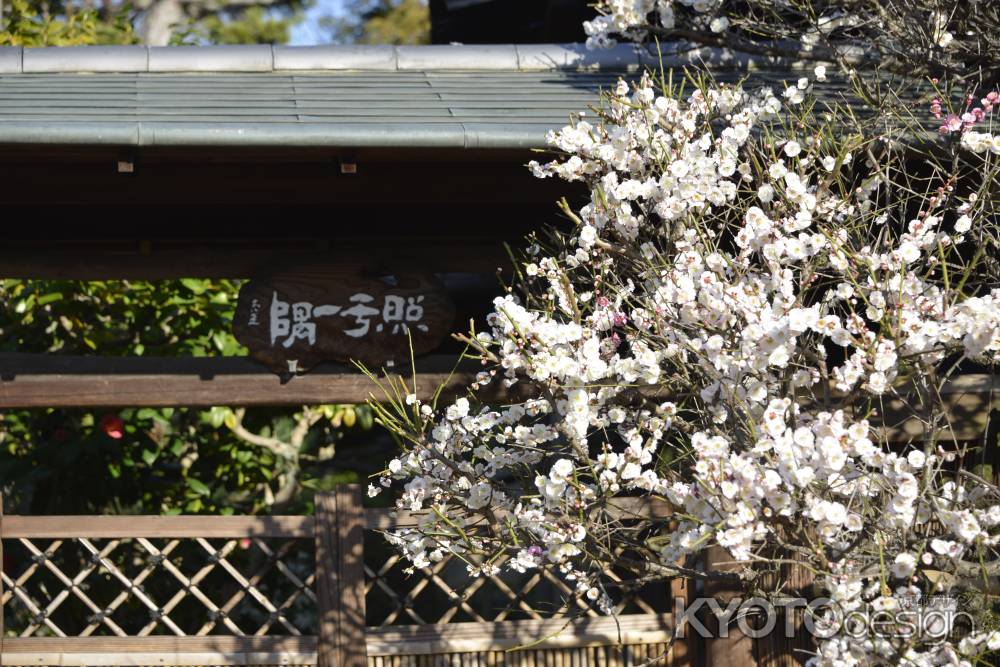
(99, 414, 125, 439)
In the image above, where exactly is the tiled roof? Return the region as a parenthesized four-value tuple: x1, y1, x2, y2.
(0, 44, 817, 149)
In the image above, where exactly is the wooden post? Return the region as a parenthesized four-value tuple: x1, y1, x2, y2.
(1, 492, 5, 660)
(336, 485, 367, 667)
(703, 545, 755, 667)
(316, 485, 367, 667)
(669, 575, 697, 667)
(755, 557, 814, 667)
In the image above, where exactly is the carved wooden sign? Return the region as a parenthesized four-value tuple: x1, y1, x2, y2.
(233, 267, 455, 375)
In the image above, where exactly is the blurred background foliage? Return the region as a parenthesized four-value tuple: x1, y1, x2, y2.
(0, 0, 306, 45)
(0, 0, 137, 45)
(0, 0, 428, 47)
(320, 0, 428, 45)
(0, 279, 387, 517)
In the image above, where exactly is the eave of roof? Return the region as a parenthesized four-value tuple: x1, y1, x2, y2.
(0, 44, 799, 150)
(0, 43, 783, 74)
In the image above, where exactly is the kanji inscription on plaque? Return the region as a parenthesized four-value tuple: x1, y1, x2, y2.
(233, 267, 455, 375)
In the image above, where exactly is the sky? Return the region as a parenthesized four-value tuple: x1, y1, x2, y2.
(290, 0, 346, 45)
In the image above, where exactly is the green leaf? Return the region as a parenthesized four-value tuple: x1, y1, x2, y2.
(141, 449, 158, 465)
(180, 278, 207, 295)
(205, 406, 230, 429)
(211, 330, 229, 352)
(186, 477, 211, 496)
(358, 406, 374, 431)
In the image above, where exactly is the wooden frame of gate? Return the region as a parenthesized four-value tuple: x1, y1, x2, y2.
(0, 145, 996, 667)
(0, 489, 692, 667)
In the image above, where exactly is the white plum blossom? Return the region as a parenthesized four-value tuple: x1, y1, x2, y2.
(370, 65, 1000, 667)
(891, 553, 917, 578)
(709, 16, 728, 32)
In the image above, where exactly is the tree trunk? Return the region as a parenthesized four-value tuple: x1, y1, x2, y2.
(139, 0, 183, 46)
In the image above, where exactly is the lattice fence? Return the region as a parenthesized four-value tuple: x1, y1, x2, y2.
(0, 489, 690, 667)
(363, 528, 669, 627)
(2, 535, 316, 637)
(3, 507, 672, 638)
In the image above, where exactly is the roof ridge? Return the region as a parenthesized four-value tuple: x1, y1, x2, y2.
(0, 44, 653, 75)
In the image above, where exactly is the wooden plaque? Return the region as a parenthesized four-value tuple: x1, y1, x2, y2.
(233, 267, 455, 375)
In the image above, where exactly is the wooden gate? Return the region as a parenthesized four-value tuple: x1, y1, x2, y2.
(0, 487, 693, 667)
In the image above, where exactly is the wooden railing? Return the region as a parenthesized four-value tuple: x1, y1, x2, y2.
(0, 488, 362, 667)
(0, 488, 691, 667)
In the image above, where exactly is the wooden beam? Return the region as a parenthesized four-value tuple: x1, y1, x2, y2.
(2, 349, 996, 440)
(1, 514, 314, 539)
(0, 636, 316, 666)
(362, 497, 673, 531)
(0, 615, 680, 664)
(0, 241, 510, 279)
(0, 353, 475, 408)
(364, 614, 678, 655)
(0, 497, 670, 540)
(0, 145, 539, 165)
(0, 160, 567, 207)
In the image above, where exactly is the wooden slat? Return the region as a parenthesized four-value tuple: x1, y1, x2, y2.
(365, 615, 677, 655)
(0, 514, 314, 538)
(0, 353, 477, 408)
(0, 636, 317, 666)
